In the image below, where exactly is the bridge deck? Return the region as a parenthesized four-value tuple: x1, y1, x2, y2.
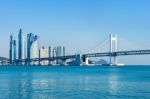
(83, 50, 150, 58)
(13, 55, 79, 62)
(11, 50, 150, 63)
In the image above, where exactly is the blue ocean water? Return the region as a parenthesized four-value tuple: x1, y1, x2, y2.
(0, 66, 150, 99)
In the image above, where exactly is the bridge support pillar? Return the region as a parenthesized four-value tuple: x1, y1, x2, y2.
(38, 49, 41, 65)
(62, 59, 66, 65)
(82, 56, 89, 65)
(110, 56, 117, 65)
(85, 57, 89, 65)
(114, 56, 117, 65)
(48, 59, 52, 65)
(76, 54, 81, 66)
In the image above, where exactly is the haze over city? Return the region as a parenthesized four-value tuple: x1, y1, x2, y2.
(1, 0, 150, 64)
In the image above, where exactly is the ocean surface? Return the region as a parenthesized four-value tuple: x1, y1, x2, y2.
(0, 66, 150, 99)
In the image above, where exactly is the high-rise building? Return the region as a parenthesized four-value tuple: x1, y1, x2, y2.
(48, 46, 53, 57)
(48, 46, 53, 65)
(27, 33, 33, 63)
(55, 46, 66, 57)
(52, 47, 57, 65)
(30, 35, 39, 59)
(63, 46, 66, 56)
(9, 35, 17, 64)
(18, 29, 26, 64)
(9, 35, 13, 63)
(40, 47, 49, 65)
(54, 46, 66, 64)
(27, 33, 39, 65)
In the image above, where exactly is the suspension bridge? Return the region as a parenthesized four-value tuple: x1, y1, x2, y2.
(10, 34, 150, 66)
(82, 34, 150, 65)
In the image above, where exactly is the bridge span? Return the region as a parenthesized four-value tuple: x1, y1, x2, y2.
(82, 50, 150, 65)
(83, 50, 150, 57)
(12, 54, 81, 66)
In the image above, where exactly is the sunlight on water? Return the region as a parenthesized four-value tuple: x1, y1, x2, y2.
(108, 74, 119, 95)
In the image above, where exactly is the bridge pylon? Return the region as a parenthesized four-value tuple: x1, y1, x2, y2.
(110, 34, 118, 65)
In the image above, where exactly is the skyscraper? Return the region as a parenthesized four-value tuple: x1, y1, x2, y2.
(48, 46, 53, 65)
(9, 35, 17, 64)
(27, 33, 39, 65)
(18, 29, 26, 64)
(52, 47, 57, 65)
(9, 35, 13, 64)
(13, 40, 17, 61)
(55, 46, 66, 57)
(30, 35, 39, 60)
(55, 46, 66, 64)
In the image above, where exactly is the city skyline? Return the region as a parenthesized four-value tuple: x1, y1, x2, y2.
(1, 0, 150, 64)
(9, 29, 67, 65)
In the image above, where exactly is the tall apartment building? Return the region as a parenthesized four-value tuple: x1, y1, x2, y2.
(18, 29, 26, 64)
(9, 35, 17, 64)
(27, 33, 39, 65)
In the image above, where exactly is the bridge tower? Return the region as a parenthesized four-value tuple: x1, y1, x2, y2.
(110, 34, 118, 65)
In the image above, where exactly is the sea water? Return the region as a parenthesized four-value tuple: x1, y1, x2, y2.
(0, 66, 149, 99)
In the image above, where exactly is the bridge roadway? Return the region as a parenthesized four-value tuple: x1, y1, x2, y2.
(12, 50, 150, 64)
(14, 54, 79, 63)
(31, 54, 78, 61)
(82, 50, 150, 58)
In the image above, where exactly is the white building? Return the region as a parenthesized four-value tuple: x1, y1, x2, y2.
(30, 36, 39, 65)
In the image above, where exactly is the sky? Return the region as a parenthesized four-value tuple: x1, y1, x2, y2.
(0, 0, 150, 64)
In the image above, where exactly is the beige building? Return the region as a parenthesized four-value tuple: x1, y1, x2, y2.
(40, 47, 49, 65)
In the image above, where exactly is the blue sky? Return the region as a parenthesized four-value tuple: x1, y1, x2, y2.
(0, 0, 150, 64)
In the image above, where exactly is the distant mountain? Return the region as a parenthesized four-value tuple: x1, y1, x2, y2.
(88, 59, 108, 65)
(95, 59, 108, 65)
(0, 57, 9, 61)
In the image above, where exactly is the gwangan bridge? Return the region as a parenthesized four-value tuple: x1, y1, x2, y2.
(6, 34, 150, 66)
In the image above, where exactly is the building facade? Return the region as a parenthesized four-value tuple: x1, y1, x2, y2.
(9, 35, 17, 64)
(40, 47, 49, 65)
(54, 46, 66, 64)
(27, 33, 39, 65)
(18, 29, 26, 64)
